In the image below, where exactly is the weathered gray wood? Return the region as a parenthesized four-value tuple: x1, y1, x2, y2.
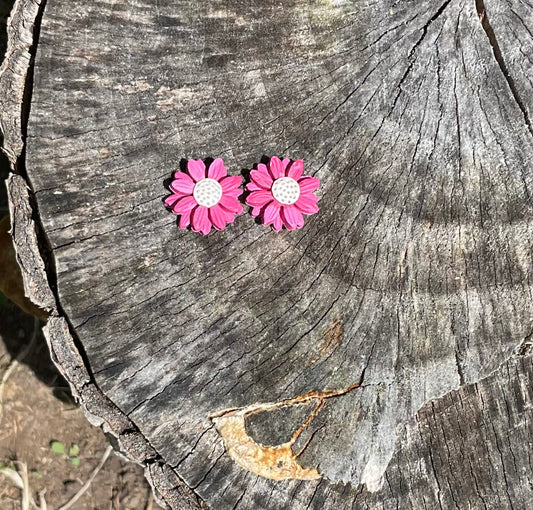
(0, 0, 42, 168)
(43, 316, 204, 509)
(6, 177, 203, 509)
(2, 1, 203, 508)
(0, 0, 53, 317)
(7, 174, 55, 313)
(15, 0, 533, 507)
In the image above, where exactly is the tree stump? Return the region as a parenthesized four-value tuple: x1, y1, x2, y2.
(5, 0, 533, 508)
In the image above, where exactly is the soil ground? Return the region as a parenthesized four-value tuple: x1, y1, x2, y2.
(0, 298, 163, 510)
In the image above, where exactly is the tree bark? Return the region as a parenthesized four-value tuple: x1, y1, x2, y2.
(5, 0, 533, 508)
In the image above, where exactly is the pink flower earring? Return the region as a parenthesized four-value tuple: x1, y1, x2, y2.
(165, 158, 243, 235)
(245, 156, 320, 231)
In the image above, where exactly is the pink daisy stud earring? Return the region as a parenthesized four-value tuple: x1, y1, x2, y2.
(165, 158, 243, 235)
(245, 156, 320, 231)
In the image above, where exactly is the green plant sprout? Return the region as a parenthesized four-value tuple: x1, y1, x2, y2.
(49, 440, 81, 466)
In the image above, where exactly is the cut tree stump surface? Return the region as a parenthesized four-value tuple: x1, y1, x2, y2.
(21, 0, 533, 508)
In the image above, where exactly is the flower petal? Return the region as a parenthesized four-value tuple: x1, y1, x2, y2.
(288, 160, 304, 180)
(169, 172, 194, 189)
(169, 181, 192, 195)
(208, 158, 227, 180)
(172, 195, 197, 214)
(281, 204, 304, 230)
(246, 182, 263, 192)
(272, 214, 283, 232)
(246, 190, 273, 207)
(295, 193, 319, 214)
(250, 206, 262, 218)
(170, 172, 195, 193)
(263, 201, 281, 226)
(187, 159, 206, 182)
(165, 193, 187, 208)
(174, 172, 194, 184)
(298, 176, 320, 193)
(225, 187, 243, 199)
(179, 209, 192, 229)
(268, 156, 284, 179)
(220, 195, 243, 214)
(220, 175, 243, 192)
(282, 158, 291, 172)
(250, 169, 273, 189)
(209, 204, 227, 230)
(221, 207, 237, 224)
(191, 205, 211, 235)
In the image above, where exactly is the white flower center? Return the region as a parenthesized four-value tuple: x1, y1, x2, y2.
(193, 178, 223, 208)
(271, 177, 300, 205)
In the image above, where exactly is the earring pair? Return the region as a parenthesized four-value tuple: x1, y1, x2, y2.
(164, 157, 320, 236)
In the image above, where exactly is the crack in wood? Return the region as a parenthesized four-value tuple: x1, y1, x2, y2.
(391, 0, 452, 111)
(475, 0, 533, 136)
(209, 381, 361, 481)
(516, 331, 533, 357)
